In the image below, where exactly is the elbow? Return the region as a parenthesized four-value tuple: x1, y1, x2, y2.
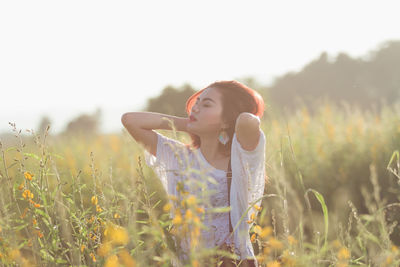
(236, 112, 260, 127)
(121, 113, 128, 126)
(121, 112, 134, 127)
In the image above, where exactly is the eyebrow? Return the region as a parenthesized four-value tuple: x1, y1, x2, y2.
(196, 97, 215, 103)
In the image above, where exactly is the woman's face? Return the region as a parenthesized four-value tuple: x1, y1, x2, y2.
(187, 87, 227, 136)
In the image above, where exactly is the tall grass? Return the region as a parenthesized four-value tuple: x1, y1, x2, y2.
(0, 101, 399, 266)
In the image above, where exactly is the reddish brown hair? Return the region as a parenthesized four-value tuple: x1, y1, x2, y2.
(184, 80, 265, 156)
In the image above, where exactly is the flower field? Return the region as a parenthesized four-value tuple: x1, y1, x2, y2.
(0, 102, 400, 266)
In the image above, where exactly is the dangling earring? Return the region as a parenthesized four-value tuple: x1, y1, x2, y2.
(218, 128, 229, 145)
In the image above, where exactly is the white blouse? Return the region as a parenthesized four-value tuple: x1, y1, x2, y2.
(144, 129, 266, 266)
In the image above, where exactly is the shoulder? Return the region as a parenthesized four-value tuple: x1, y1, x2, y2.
(157, 132, 187, 150)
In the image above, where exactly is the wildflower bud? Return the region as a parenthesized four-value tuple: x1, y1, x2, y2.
(163, 203, 172, 212)
(250, 233, 256, 243)
(253, 204, 262, 211)
(18, 182, 24, 191)
(186, 195, 196, 206)
(89, 252, 96, 262)
(172, 213, 183, 225)
(185, 209, 193, 220)
(91, 196, 98, 205)
(96, 205, 102, 213)
(196, 207, 205, 214)
(259, 226, 272, 238)
(24, 171, 34, 181)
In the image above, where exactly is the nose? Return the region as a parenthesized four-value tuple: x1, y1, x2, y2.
(191, 102, 199, 113)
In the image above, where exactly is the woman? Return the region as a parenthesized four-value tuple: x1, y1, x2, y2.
(121, 80, 266, 267)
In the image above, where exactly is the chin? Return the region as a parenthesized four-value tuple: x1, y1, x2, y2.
(186, 125, 198, 135)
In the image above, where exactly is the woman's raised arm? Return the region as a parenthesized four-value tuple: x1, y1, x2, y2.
(121, 112, 189, 157)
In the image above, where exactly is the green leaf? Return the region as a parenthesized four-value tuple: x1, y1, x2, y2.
(12, 222, 29, 231)
(49, 152, 65, 160)
(23, 152, 40, 161)
(152, 199, 162, 209)
(208, 206, 231, 213)
(306, 189, 329, 250)
(136, 209, 146, 214)
(6, 147, 17, 153)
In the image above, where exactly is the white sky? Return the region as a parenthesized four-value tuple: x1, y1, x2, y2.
(1, 0, 399, 135)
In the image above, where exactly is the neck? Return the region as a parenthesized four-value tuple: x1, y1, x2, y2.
(198, 133, 226, 162)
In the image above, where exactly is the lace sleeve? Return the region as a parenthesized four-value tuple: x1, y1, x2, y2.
(143, 131, 187, 195)
(232, 129, 266, 218)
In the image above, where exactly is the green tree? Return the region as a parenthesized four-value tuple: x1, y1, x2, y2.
(144, 83, 196, 117)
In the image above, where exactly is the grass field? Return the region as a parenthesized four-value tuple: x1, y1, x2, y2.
(0, 102, 399, 266)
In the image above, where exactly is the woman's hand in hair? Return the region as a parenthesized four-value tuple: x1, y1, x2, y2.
(121, 112, 191, 157)
(234, 112, 261, 151)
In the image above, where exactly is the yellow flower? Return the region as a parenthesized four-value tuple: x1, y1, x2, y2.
(36, 230, 44, 238)
(18, 182, 24, 190)
(287, 235, 298, 246)
(80, 244, 85, 253)
(193, 216, 200, 224)
(192, 259, 200, 267)
(269, 237, 283, 250)
(259, 226, 273, 238)
(91, 196, 98, 205)
(281, 249, 296, 267)
(32, 218, 37, 225)
(185, 209, 193, 221)
(105, 254, 119, 267)
(168, 195, 178, 201)
(163, 203, 172, 212)
(186, 195, 197, 206)
(96, 205, 103, 213)
(250, 233, 256, 243)
(34, 202, 41, 208)
(118, 249, 136, 267)
(196, 206, 205, 214)
(24, 171, 34, 181)
(266, 260, 281, 267)
(90, 252, 96, 262)
(337, 247, 350, 260)
(22, 189, 34, 200)
(253, 204, 262, 211)
(250, 212, 255, 221)
(172, 212, 183, 225)
(106, 223, 129, 246)
(97, 241, 112, 257)
(114, 213, 120, 219)
(385, 255, 393, 265)
(263, 246, 271, 255)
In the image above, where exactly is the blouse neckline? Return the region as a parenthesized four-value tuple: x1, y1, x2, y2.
(196, 148, 227, 174)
